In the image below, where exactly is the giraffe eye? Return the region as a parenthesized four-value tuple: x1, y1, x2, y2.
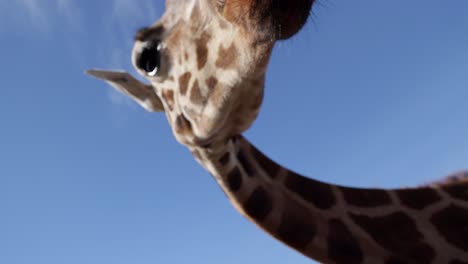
(137, 43, 162, 77)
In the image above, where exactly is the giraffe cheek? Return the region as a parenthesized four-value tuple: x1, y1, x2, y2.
(161, 89, 175, 111)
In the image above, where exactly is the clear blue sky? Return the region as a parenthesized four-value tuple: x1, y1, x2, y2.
(1, 1, 468, 263)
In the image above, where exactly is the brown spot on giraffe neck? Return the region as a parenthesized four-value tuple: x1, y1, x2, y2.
(218, 151, 231, 166)
(276, 197, 317, 250)
(327, 219, 364, 264)
(226, 166, 242, 192)
(431, 204, 468, 251)
(242, 186, 273, 221)
(396, 187, 441, 210)
(215, 42, 239, 69)
(284, 171, 336, 210)
(339, 187, 392, 207)
(450, 260, 468, 264)
(350, 212, 435, 263)
(195, 32, 211, 70)
(178, 72, 192, 95)
(442, 182, 468, 201)
(249, 143, 281, 179)
(237, 148, 254, 177)
(385, 257, 410, 264)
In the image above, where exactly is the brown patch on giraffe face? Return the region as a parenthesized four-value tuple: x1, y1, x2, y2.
(350, 212, 435, 263)
(327, 219, 363, 264)
(165, 26, 183, 48)
(205, 76, 218, 91)
(249, 143, 281, 179)
(161, 90, 175, 111)
(190, 1, 201, 22)
(442, 183, 468, 201)
(237, 148, 254, 177)
(431, 204, 468, 251)
(277, 198, 317, 250)
(189, 80, 204, 105)
(396, 187, 441, 210)
(284, 171, 336, 210)
(215, 43, 239, 69)
(242, 186, 273, 221)
(174, 114, 192, 135)
(339, 187, 392, 207)
(195, 32, 211, 70)
(178, 72, 192, 95)
(226, 166, 242, 192)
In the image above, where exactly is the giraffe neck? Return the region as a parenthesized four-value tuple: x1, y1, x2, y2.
(189, 135, 468, 264)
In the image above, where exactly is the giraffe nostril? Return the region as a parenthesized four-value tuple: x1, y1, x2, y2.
(137, 43, 162, 77)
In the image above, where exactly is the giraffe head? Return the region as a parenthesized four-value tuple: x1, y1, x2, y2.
(90, 0, 314, 146)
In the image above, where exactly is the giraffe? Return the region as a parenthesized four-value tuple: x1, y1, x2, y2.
(87, 0, 468, 263)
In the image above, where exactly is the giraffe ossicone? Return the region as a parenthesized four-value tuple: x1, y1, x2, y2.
(87, 0, 468, 263)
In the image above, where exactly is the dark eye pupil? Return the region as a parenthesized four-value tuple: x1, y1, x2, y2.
(138, 44, 161, 75)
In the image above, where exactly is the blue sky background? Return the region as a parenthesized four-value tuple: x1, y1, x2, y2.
(1, 1, 468, 263)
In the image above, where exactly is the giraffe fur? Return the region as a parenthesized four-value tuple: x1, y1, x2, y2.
(87, 0, 468, 263)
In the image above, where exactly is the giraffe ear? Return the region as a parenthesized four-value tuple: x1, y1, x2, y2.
(86, 69, 164, 112)
(218, 0, 315, 40)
